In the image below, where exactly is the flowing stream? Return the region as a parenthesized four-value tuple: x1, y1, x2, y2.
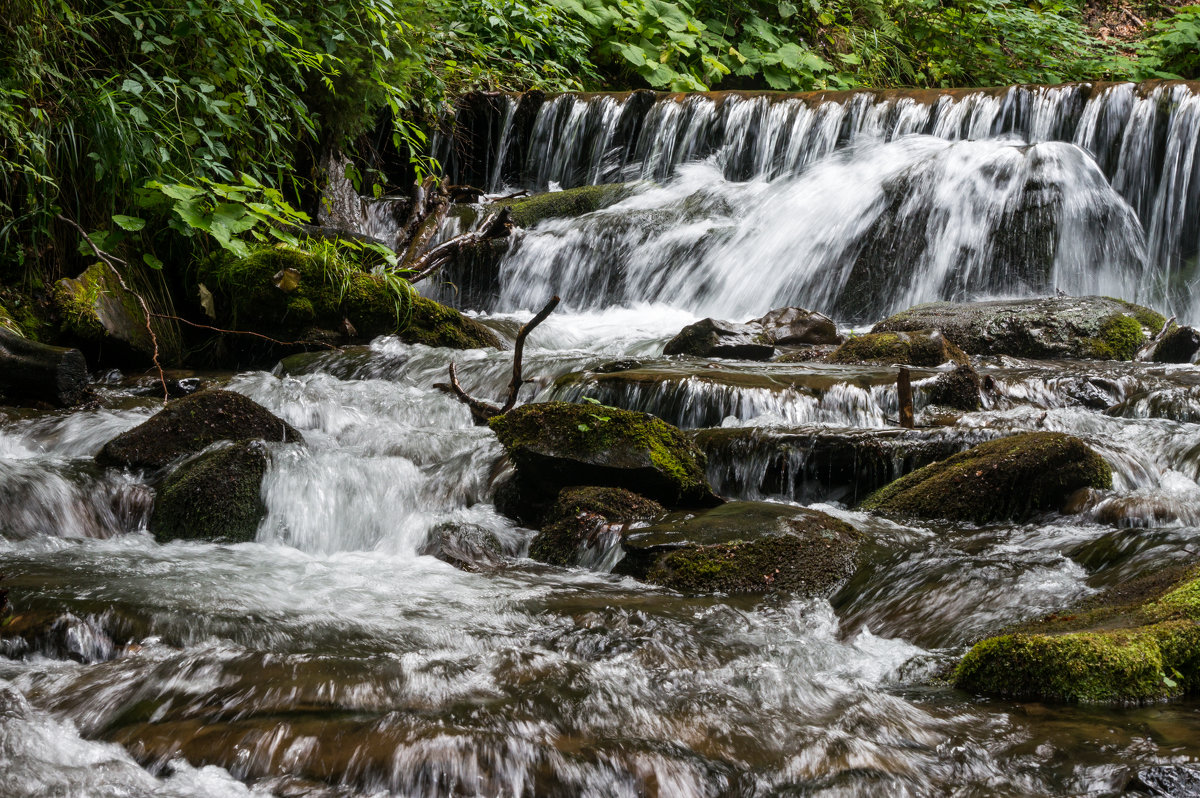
(5, 82, 1200, 796)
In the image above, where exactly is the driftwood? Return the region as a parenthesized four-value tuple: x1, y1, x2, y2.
(0, 327, 88, 407)
(408, 207, 513, 285)
(445, 295, 560, 424)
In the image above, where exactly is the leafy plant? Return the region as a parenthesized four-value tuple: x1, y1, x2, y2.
(1136, 5, 1200, 79)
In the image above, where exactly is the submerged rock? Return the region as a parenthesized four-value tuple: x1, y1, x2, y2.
(861, 432, 1112, 523)
(489, 401, 720, 509)
(955, 565, 1200, 704)
(1105, 387, 1200, 424)
(927, 364, 983, 411)
(1129, 765, 1200, 796)
(97, 389, 302, 470)
(1152, 325, 1200, 364)
(873, 296, 1166, 360)
(663, 318, 774, 360)
(195, 247, 500, 360)
(614, 501, 863, 595)
(828, 330, 968, 366)
(149, 441, 268, 543)
(530, 486, 666, 567)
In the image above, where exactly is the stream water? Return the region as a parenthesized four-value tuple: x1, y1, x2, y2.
(4, 82, 1200, 796)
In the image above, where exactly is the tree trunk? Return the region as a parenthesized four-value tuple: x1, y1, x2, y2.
(0, 328, 88, 407)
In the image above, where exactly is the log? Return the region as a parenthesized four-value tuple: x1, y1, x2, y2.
(897, 366, 915, 429)
(0, 327, 88, 407)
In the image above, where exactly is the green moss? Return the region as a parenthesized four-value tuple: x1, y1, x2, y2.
(1115, 299, 1167, 334)
(405, 295, 501, 350)
(828, 330, 967, 366)
(52, 266, 107, 340)
(149, 441, 268, 543)
(1084, 313, 1145, 360)
(861, 432, 1112, 522)
(530, 486, 665, 566)
(498, 183, 635, 228)
(489, 401, 718, 506)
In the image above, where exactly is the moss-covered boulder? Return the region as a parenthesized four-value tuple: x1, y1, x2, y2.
(828, 330, 968, 366)
(872, 296, 1166, 360)
(489, 401, 720, 508)
(530, 486, 666, 566)
(52, 263, 176, 364)
(860, 432, 1112, 523)
(613, 501, 864, 595)
(498, 183, 635, 228)
(1152, 325, 1200, 364)
(195, 247, 501, 352)
(955, 565, 1200, 704)
(97, 389, 302, 470)
(927, 364, 983, 411)
(148, 441, 268, 543)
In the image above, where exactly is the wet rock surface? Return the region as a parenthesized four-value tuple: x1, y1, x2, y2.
(529, 486, 666, 567)
(828, 330, 968, 366)
(148, 441, 269, 543)
(96, 389, 302, 470)
(927, 364, 983, 410)
(872, 296, 1165, 360)
(752, 307, 841, 346)
(663, 317, 775, 360)
(1152, 325, 1200, 364)
(861, 431, 1113, 522)
(614, 501, 864, 595)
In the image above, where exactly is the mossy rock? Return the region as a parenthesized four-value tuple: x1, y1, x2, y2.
(860, 432, 1112, 523)
(195, 247, 500, 352)
(0, 301, 21, 337)
(489, 401, 720, 508)
(97, 389, 302, 470)
(827, 330, 968, 366)
(613, 501, 864, 595)
(955, 566, 1200, 704)
(52, 263, 174, 364)
(530, 486, 666, 566)
(927, 364, 982, 411)
(497, 183, 636, 228)
(872, 296, 1165, 360)
(148, 441, 268, 543)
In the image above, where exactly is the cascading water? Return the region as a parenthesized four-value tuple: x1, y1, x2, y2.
(5, 82, 1200, 796)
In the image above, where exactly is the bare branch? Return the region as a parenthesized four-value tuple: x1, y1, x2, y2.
(148, 313, 339, 350)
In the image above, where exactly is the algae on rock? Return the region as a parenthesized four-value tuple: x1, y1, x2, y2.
(149, 441, 268, 543)
(828, 330, 968, 366)
(530, 486, 666, 566)
(861, 431, 1111, 522)
(498, 184, 636, 228)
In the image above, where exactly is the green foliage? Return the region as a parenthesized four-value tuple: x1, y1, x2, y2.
(1137, 6, 1200, 79)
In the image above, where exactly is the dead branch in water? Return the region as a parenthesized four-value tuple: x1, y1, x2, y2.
(446, 295, 560, 424)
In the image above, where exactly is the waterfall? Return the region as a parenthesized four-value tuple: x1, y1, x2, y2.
(441, 82, 1200, 323)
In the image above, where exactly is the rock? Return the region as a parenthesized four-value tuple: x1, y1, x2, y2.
(663, 318, 775, 360)
(53, 263, 175, 364)
(419, 522, 503, 571)
(148, 441, 268, 543)
(1152, 325, 1200, 364)
(1106, 387, 1200, 424)
(955, 565, 1200, 704)
(498, 183, 636, 228)
(1094, 495, 1187, 529)
(613, 501, 864, 595)
(195, 247, 501, 362)
(751, 307, 841, 346)
(693, 425, 996, 504)
(530, 487, 665, 567)
(488, 401, 720, 509)
(773, 345, 838, 363)
(1128, 765, 1200, 796)
(927, 364, 982, 411)
(0, 326, 88, 407)
(860, 432, 1112, 523)
(828, 330, 968, 366)
(872, 296, 1166, 360)
(97, 389, 302, 470)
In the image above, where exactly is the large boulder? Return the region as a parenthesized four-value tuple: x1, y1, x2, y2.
(955, 565, 1200, 704)
(663, 318, 774, 360)
(752, 307, 841, 346)
(97, 389, 302, 470)
(828, 330, 968, 366)
(1152, 325, 1200, 364)
(489, 401, 720, 509)
(195, 248, 501, 357)
(861, 432, 1112, 523)
(148, 441, 268, 543)
(530, 486, 666, 566)
(53, 263, 176, 365)
(872, 296, 1166, 360)
(613, 501, 864, 595)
